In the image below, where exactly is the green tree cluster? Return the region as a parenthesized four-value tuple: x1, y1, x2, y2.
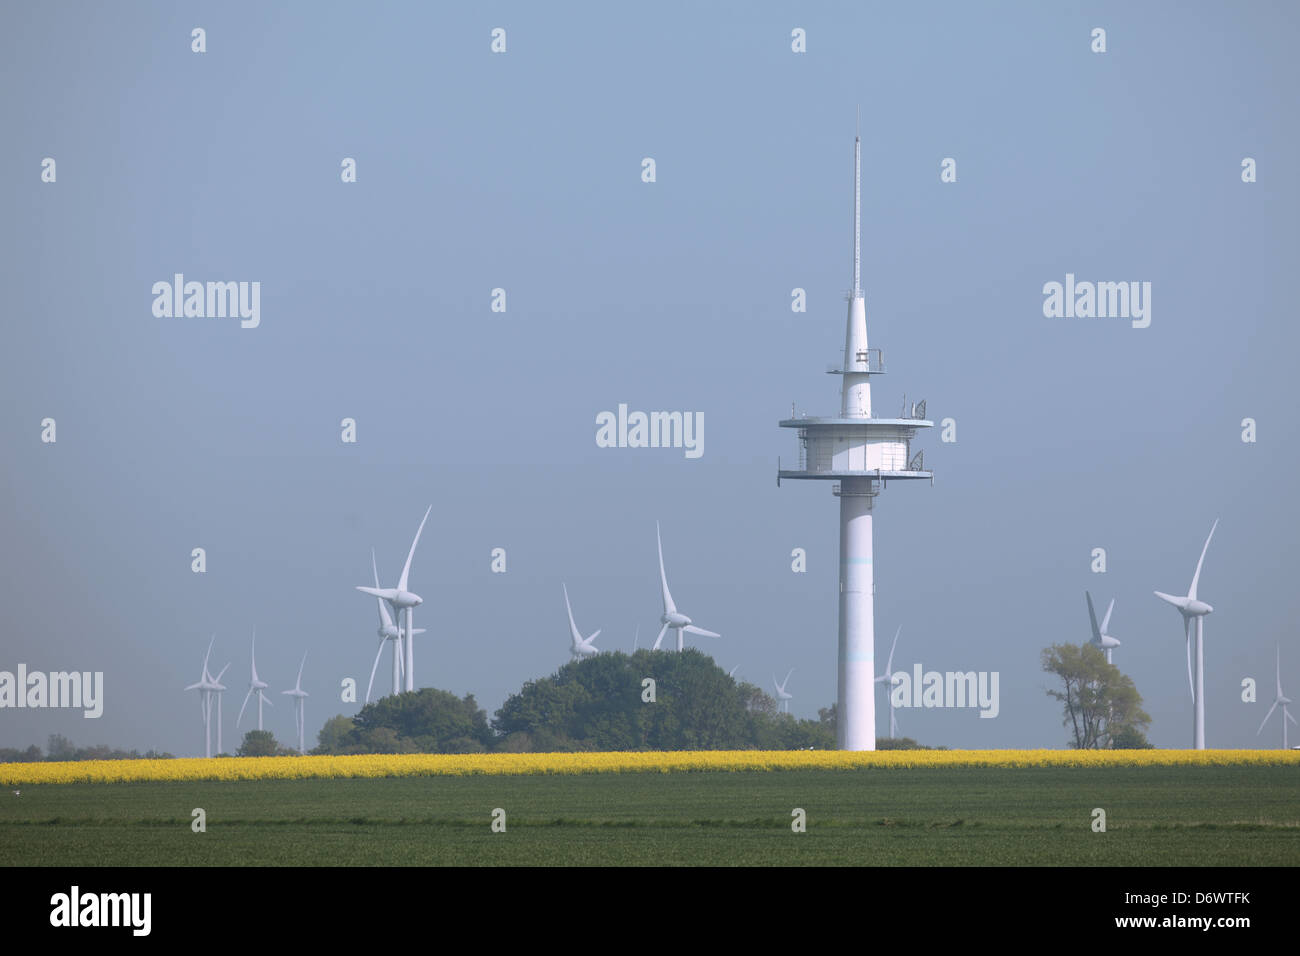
(493, 649, 833, 751)
(1041, 643, 1152, 748)
(314, 689, 493, 754)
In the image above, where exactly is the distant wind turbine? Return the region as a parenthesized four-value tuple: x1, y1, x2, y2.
(282, 652, 309, 754)
(236, 631, 274, 732)
(365, 549, 425, 704)
(773, 670, 794, 714)
(356, 506, 432, 692)
(1085, 592, 1121, 665)
(1257, 646, 1296, 750)
(874, 626, 902, 738)
(184, 636, 222, 758)
(1154, 519, 1218, 749)
(208, 661, 230, 755)
(563, 584, 601, 660)
(651, 521, 720, 651)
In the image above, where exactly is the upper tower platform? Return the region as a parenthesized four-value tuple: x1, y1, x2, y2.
(777, 126, 933, 490)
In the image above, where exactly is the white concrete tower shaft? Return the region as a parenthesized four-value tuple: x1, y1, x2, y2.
(838, 130, 875, 750)
(839, 480, 875, 749)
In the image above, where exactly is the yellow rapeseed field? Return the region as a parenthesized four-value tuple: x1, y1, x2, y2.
(1, 749, 1296, 785)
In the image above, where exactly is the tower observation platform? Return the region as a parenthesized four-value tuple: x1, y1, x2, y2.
(775, 127, 934, 751)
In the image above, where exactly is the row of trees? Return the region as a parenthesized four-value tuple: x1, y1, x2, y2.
(256, 642, 1155, 755)
(1, 642, 1152, 760)
(0, 735, 174, 763)
(312, 650, 835, 755)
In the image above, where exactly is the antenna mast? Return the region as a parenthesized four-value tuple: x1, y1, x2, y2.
(853, 107, 862, 298)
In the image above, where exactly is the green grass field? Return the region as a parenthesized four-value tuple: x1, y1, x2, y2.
(3, 765, 1298, 866)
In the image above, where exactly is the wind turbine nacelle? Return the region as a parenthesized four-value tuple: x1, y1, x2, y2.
(392, 590, 423, 608)
(380, 624, 402, 640)
(1100, 636, 1120, 649)
(663, 612, 690, 627)
(1186, 600, 1212, 616)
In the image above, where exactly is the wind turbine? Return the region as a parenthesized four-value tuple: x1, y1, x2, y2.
(356, 505, 432, 692)
(874, 626, 902, 738)
(563, 584, 601, 660)
(1257, 646, 1296, 750)
(651, 521, 720, 652)
(632, 625, 639, 653)
(364, 549, 425, 704)
(1154, 518, 1218, 749)
(236, 631, 274, 732)
(1085, 592, 1121, 665)
(282, 652, 309, 754)
(184, 636, 221, 758)
(728, 664, 741, 680)
(209, 661, 230, 755)
(773, 669, 794, 714)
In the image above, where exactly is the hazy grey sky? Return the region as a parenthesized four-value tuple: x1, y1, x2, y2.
(2, 2, 1297, 754)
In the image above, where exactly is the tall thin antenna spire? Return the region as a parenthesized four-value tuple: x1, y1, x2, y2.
(853, 109, 861, 297)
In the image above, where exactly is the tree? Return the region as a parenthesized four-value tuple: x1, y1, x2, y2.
(491, 650, 830, 751)
(313, 715, 356, 755)
(1110, 725, 1154, 749)
(1041, 643, 1151, 749)
(236, 730, 280, 756)
(348, 689, 493, 753)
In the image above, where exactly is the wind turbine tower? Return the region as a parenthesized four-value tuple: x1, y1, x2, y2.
(777, 125, 934, 751)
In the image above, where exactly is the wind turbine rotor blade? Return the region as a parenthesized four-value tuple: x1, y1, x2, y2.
(682, 625, 720, 638)
(1257, 701, 1279, 736)
(652, 623, 669, 651)
(1286, 707, 1297, 727)
(563, 584, 582, 643)
(1085, 591, 1102, 643)
(201, 634, 216, 680)
(656, 521, 676, 614)
(214, 663, 231, 684)
(296, 652, 307, 689)
(365, 636, 388, 704)
(1277, 646, 1284, 699)
(1154, 591, 1187, 610)
(1101, 599, 1114, 636)
(237, 686, 255, 727)
(885, 626, 900, 678)
(356, 586, 396, 600)
(398, 505, 433, 592)
(259, 690, 273, 708)
(372, 549, 397, 630)
(1188, 518, 1218, 601)
(588, 629, 601, 643)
